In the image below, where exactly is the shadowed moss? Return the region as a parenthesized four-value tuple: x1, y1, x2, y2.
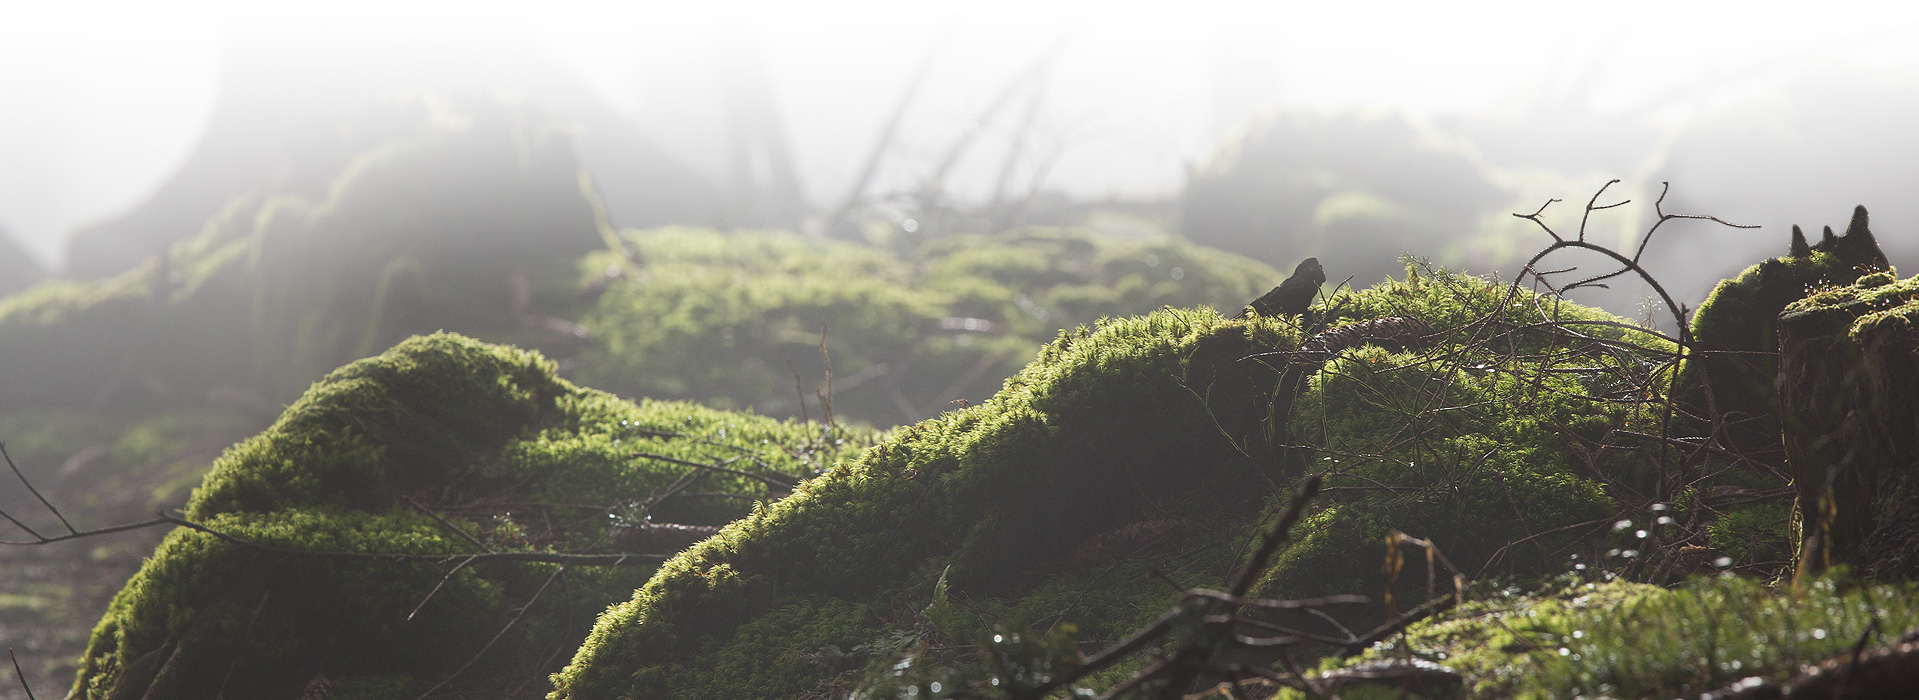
(72, 333, 869, 700)
(1680, 209, 1890, 469)
(1777, 271, 1919, 576)
(553, 307, 1299, 698)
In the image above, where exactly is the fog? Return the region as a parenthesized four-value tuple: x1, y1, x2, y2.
(5, 0, 1919, 309)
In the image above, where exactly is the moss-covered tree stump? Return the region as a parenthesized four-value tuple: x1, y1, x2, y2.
(1683, 206, 1888, 469)
(1778, 271, 1919, 577)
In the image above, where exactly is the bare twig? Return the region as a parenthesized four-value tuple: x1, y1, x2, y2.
(627, 451, 795, 491)
(8, 647, 36, 700)
(1231, 475, 1323, 597)
(1, 441, 76, 535)
(413, 564, 568, 700)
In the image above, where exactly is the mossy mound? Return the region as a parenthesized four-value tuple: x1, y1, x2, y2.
(1778, 271, 1919, 576)
(72, 333, 869, 700)
(1327, 573, 1919, 699)
(0, 92, 605, 413)
(552, 268, 1677, 698)
(571, 226, 1278, 425)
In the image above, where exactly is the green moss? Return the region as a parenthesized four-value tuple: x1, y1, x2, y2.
(570, 227, 1278, 426)
(1681, 216, 1891, 470)
(1330, 573, 1919, 699)
(1777, 272, 1919, 575)
(73, 333, 869, 699)
(553, 268, 1678, 698)
(553, 307, 1298, 698)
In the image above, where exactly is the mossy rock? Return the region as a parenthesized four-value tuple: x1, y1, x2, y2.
(72, 333, 869, 700)
(1778, 271, 1919, 577)
(553, 269, 1671, 698)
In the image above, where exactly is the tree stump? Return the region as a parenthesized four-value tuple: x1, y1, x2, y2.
(1777, 271, 1919, 578)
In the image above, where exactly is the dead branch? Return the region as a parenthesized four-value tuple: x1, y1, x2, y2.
(413, 564, 568, 700)
(9, 647, 37, 700)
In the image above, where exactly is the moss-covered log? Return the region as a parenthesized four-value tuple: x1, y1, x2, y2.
(1778, 271, 1919, 577)
(71, 333, 868, 700)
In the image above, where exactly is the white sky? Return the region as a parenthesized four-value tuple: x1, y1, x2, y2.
(3, 0, 1917, 267)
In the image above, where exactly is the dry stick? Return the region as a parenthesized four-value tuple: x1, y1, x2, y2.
(816, 323, 836, 431)
(413, 564, 568, 700)
(917, 41, 1064, 217)
(932, 351, 1007, 408)
(1019, 477, 1331, 698)
(406, 555, 478, 621)
(0, 515, 173, 546)
(1231, 475, 1323, 597)
(627, 451, 794, 491)
(788, 358, 811, 425)
(406, 497, 498, 553)
(1232, 616, 1357, 647)
(8, 647, 35, 700)
(1341, 594, 1458, 657)
(821, 38, 944, 235)
(1, 441, 75, 535)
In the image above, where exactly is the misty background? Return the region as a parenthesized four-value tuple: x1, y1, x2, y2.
(4, 3, 1919, 691)
(6, 1, 1918, 313)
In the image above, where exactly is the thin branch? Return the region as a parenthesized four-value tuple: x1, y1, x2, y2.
(9, 647, 36, 700)
(413, 564, 568, 700)
(406, 497, 497, 553)
(1, 441, 75, 535)
(407, 555, 477, 621)
(627, 451, 796, 491)
(0, 515, 174, 546)
(1231, 474, 1323, 597)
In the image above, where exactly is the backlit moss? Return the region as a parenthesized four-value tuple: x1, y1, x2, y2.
(553, 269, 1670, 698)
(72, 333, 868, 699)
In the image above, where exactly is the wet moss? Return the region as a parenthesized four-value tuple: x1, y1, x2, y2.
(73, 333, 868, 700)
